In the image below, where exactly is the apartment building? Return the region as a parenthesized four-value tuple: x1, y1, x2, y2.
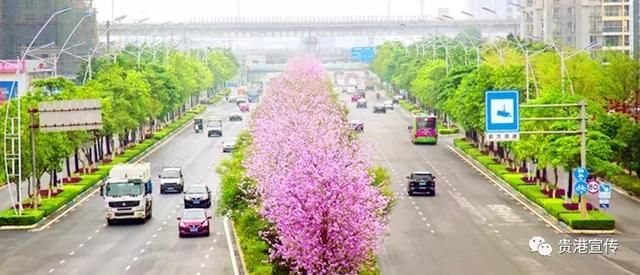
(519, 0, 602, 49)
(0, 0, 97, 77)
(601, 0, 631, 54)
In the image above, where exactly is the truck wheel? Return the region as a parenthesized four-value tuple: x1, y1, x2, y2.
(107, 219, 115, 226)
(160, 189, 165, 194)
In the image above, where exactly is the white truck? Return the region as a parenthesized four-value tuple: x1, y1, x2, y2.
(102, 163, 153, 225)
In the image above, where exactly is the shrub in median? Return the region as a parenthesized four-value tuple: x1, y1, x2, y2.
(559, 211, 615, 230)
(0, 209, 45, 226)
(501, 173, 527, 187)
(438, 128, 459, 135)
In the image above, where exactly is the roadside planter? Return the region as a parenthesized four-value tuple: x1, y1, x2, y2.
(0, 105, 207, 227)
(453, 138, 615, 231)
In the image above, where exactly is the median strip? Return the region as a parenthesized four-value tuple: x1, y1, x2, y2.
(0, 105, 208, 229)
(451, 138, 616, 234)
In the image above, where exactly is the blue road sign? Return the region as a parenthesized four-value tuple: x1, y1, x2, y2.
(599, 203, 610, 209)
(573, 167, 589, 183)
(485, 91, 519, 133)
(599, 182, 612, 199)
(351, 47, 375, 63)
(574, 181, 588, 196)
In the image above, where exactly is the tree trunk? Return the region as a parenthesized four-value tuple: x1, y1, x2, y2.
(66, 157, 71, 179)
(566, 170, 574, 203)
(74, 149, 79, 174)
(106, 135, 112, 155)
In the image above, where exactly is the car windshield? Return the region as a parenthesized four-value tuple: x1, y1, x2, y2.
(207, 120, 222, 127)
(160, 169, 180, 178)
(413, 174, 433, 181)
(182, 210, 206, 220)
(187, 186, 208, 194)
(105, 181, 142, 197)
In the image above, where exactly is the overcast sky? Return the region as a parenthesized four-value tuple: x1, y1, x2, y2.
(93, 0, 476, 23)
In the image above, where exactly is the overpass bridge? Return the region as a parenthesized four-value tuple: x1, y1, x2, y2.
(107, 16, 518, 38)
(246, 62, 367, 73)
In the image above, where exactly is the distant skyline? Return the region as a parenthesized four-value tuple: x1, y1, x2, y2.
(91, 0, 510, 23)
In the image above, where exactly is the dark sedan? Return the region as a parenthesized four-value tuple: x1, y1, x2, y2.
(407, 171, 436, 196)
(229, 113, 243, 121)
(373, 103, 386, 113)
(177, 209, 211, 237)
(184, 185, 212, 208)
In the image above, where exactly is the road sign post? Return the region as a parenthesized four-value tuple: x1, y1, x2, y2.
(485, 91, 520, 142)
(599, 182, 612, 210)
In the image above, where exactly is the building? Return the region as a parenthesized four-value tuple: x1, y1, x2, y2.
(0, 0, 97, 78)
(601, 0, 631, 54)
(519, 0, 602, 50)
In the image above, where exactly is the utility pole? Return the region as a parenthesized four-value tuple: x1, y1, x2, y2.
(419, 0, 424, 17)
(28, 108, 38, 210)
(236, 0, 241, 19)
(106, 20, 111, 52)
(387, 0, 391, 16)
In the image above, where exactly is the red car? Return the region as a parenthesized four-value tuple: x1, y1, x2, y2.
(177, 209, 211, 237)
(351, 94, 361, 102)
(239, 103, 250, 112)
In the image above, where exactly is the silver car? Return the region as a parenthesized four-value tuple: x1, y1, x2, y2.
(384, 100, 394, 110)
(222, 138, 237, 153)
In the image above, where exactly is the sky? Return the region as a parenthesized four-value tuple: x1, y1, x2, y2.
(93, 0, 476, 23)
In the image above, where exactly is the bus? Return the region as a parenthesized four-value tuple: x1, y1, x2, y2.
(409, 114, 438, 144)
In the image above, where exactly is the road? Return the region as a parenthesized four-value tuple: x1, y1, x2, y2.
(346, 92, 640, 275)
(0, 102, 244, 275)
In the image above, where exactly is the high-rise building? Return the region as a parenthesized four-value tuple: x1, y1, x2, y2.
(519, 0, 602, 50)
(601, 0, 631, 54)
(0, 0, 97, 78)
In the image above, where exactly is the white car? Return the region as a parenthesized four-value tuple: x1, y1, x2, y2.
(222, 138, 237, 153)
(384, 100, 394, 110)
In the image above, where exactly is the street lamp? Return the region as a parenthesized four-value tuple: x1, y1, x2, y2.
(4, 7, 71, 215)
(440, 15, 481, 68)
(53, 11, 96, 77)
(83, 14, 126, 84)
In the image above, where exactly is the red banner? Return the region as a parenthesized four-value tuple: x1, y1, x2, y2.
(0, 60, 26, 73)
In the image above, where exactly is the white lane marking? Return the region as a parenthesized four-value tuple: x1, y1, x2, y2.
(125, 265, 131, 270)
(163, 221, 167, 225)
(167, 215, 172, 219)
(426, 223, 431, 227)
(102, 223, 107, 227)
(133, 257, 138, 262)
(418, 211, 423, 216)
(223, 216, 241, 275)
(197, 273, 201, 275)
(152, 234, 157, 238)
(87, 236, 92, 241)
(200, 263, 205, 268)
(59, 260, 65, 264)
(157, 227, 162, 231)
(421, 217, 426, 221)
(410, 201, 415, 205)
(172, 210, 176, 214)
(48, 269, 55, 273)
(213, 239, 217, 243)
(95, 229, 100, 233)
(140, 249, 145, 253)
(78, 243, 84, 248)
(430, 229, 435, 234)
(146, 241, 151, 246)
(209, 246, 213, 250)
(447, 145, 564, 233)
(414, 206, 419, 210)
(69, 251, 75, 256)
(216, 232, 221, 236)
(205, 254, 210, 259)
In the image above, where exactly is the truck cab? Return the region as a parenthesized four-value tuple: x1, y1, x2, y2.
(159, 167, 184, 193)
(102, 163, 153, 225)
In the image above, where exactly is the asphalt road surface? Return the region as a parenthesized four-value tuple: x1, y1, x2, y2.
(345, 92, 639, 275)
(0, 102, 245, 275)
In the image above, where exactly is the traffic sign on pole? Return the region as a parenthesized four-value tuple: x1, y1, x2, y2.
(574, 181, 588, 196)
(587, 181, 599, 194)
(351, 47, 375, 63)
(573, 167, 589, 183)
(485, 90, 520, 142)
(599, 182, 612, 199)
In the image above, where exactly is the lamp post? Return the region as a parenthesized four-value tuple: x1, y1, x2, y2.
(83, 14, 126, 85)
(440, 15, 481, 68)
(4, 7, 71, 215)
(53, 11, 95, 77)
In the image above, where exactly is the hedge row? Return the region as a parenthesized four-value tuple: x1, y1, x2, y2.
(610, 174, 640, 197)
(0, 105, 206, 227)
(454, 138, 615, 231)
(438, 128, 459, 135)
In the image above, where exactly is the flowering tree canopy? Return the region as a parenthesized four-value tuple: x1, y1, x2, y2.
(245, 57, 389, 274)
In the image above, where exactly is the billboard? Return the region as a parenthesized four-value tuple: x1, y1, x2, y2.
(0, 60, 26, 73)
(0, 81, 18, 104)
(38, 100, 103, 132)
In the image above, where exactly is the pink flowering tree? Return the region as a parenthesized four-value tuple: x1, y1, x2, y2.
(245, 57, 389, 274)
